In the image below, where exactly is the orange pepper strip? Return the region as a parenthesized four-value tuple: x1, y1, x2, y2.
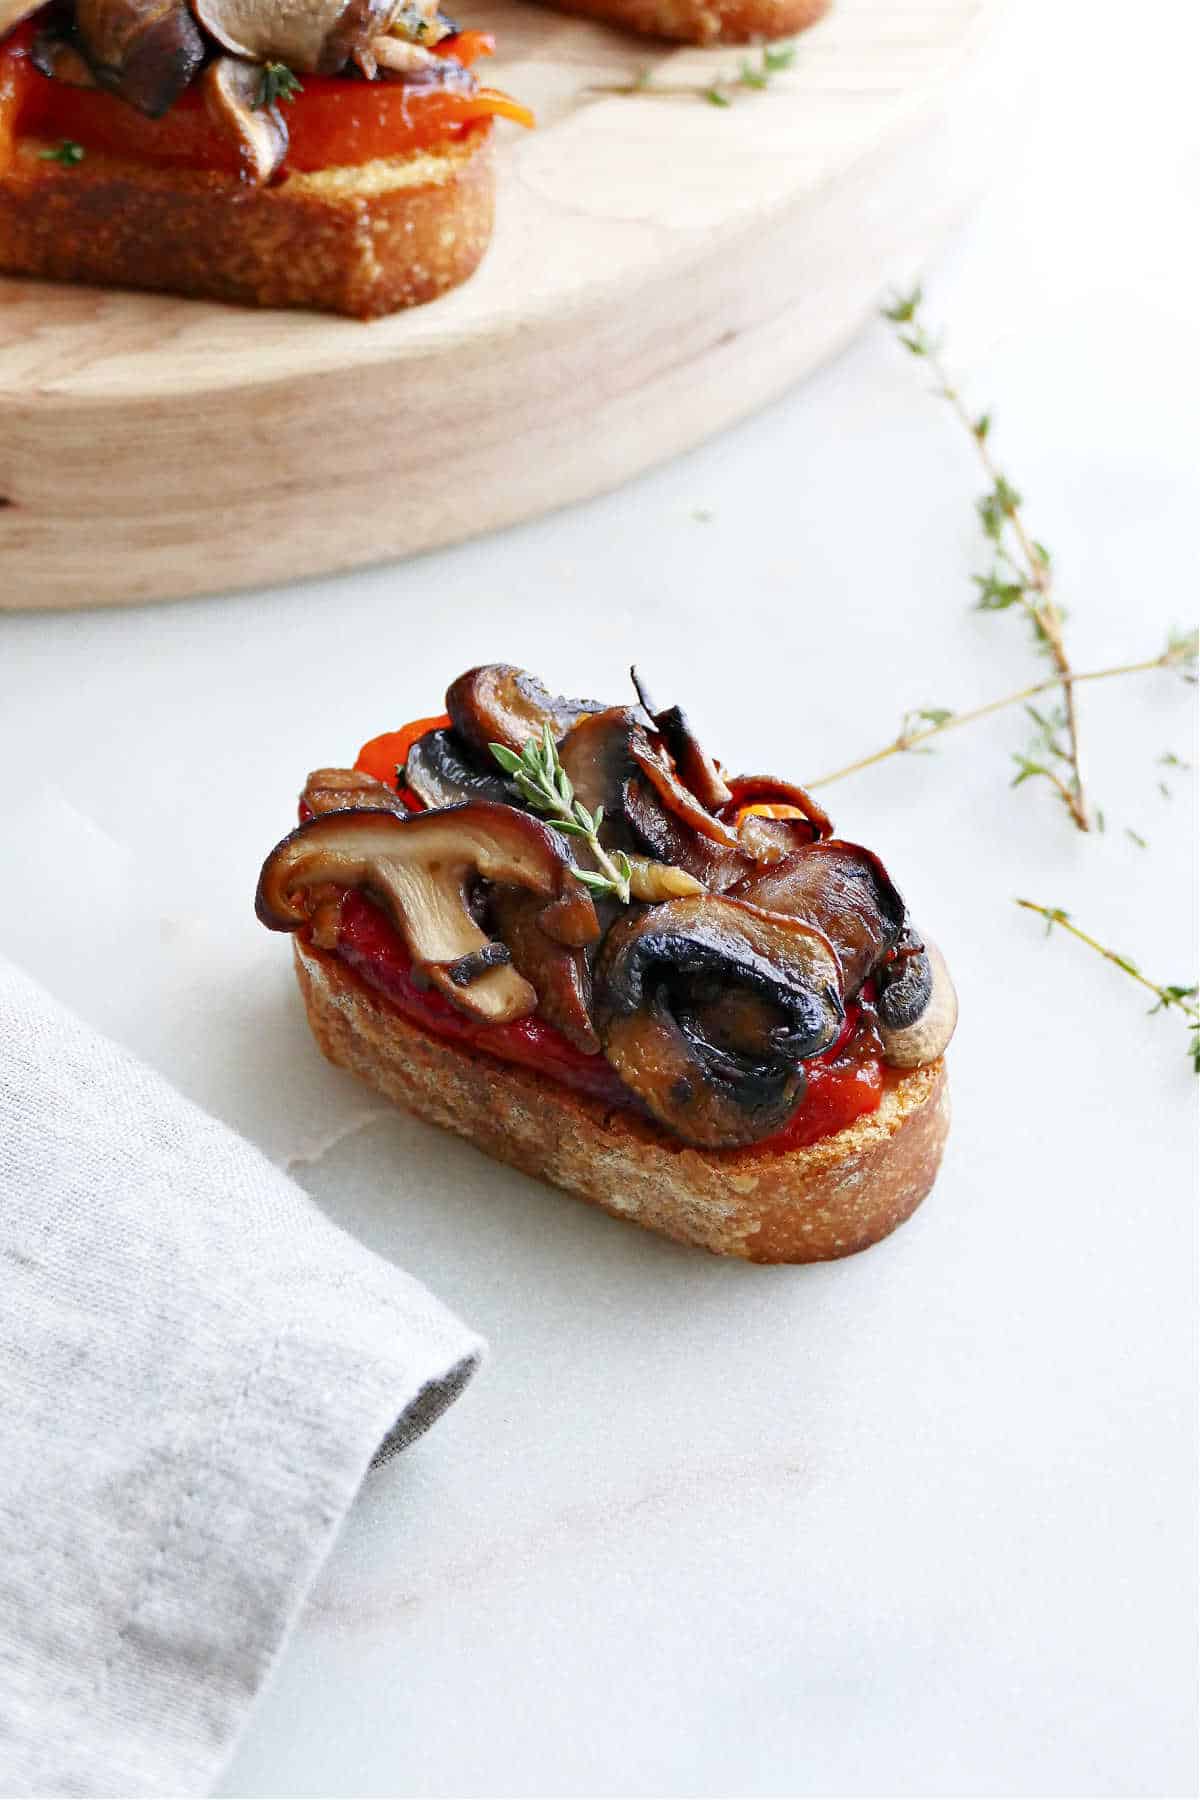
(355, 715, 451, 786)
(8, 27, 532, 175)
(437, 31, 495, 64)
(736, 802, 808, 822)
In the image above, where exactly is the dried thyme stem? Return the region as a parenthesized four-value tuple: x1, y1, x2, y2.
(1016, 900, 1200, 1070)
(808, 652, 1182, 790)
(884, 288, 1090, 829)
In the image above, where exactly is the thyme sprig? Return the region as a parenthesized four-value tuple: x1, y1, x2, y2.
(883, 285, 1091, 830)
(587, 41, 795, 105)
(491, 727, 633, 904)
(808, 635, 1196, 789)
(39, 139, 84, 166)
(1016, 900, 1200, 1072)
(256, 61, 303, 108)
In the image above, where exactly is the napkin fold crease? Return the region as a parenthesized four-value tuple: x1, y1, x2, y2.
(0, 956, 482, 1799)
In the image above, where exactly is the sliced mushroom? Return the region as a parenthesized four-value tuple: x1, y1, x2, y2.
(722, 774, 833, 842)
(194, 0, 398, 73)
(555, 709, 746, 884)
(630, 730, 741, 848)
(629, 668, 732, 813)
(256, 803, 599, 1024)
(555, 707, 633, 822)
(624, 776, 753, 892)
(302, 767, 409, 818)
(403, 728, 513, 811)
(876, 936, 957, 1068)
(596, 895, 844, 1148)
(489, 889, 598, 1054)
(446, 665, 605, 760)
(203, 56, 289, 184)
(733, 840, 906, 995)
(30, 34, 100, 86)
(75, 0, 204, 115)
(557, 706, 744, 875)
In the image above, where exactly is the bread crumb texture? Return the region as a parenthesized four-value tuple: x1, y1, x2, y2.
(295, 938, 951, 1263)
(0, 131, 494, 316)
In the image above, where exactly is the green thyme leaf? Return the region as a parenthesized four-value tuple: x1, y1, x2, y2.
(39, 140, 84, 166)
(256, 62, 303, 109)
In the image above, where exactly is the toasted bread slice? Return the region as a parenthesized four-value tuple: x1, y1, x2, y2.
(294, 936, 950, 1264)
(0, 127, 494, 317)
(543, 0, 829, 45)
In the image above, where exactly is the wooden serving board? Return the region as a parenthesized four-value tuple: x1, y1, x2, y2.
(0, 0, 1007, 610)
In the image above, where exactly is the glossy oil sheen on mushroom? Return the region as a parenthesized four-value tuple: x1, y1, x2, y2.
(256, 664, 958, 1154)
(596, 896, 844, 1147)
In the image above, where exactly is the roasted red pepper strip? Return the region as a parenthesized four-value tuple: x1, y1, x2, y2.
(337, 716, 889, 1149)
(6, 29, 532, 176)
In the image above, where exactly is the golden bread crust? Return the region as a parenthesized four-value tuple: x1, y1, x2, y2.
(540, 0, 830, 45)
(0, 131, 494, 317)
(294, 936, 951, 1263)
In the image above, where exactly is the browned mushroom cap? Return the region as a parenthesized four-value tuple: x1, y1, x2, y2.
(193, 0, 397, 72)
(256, 803, 600, 1024)
(876, 936, 958, 1068)
(203, 56, 288, 183)
(301, 767, 409, 818)
(489, 889, 599, 1054)
(732, 840, 906, 995)
(446, 665, 605, 760)
(403, 729, 513, 811)
(596, 895, 843, 1148)
(75, 0, 204, 115)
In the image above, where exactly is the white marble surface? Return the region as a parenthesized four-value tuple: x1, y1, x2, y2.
(2, 0, 1197, 1792)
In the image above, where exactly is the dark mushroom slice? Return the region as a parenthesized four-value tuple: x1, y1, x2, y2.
(256, 802, 599, 1024)
(624, 777, 752, 893)
(629, 668, 732, 813)
(876, 935, 957, 1069)
(489, 889, 599, 1055)
(446, 665, 605, 760)
(733, 839, 906, 996)
(630, 730, 741, 848)
(650, 705, 732, 812)
(557, 707, 744, 879)
(193, 0, 398, 72)
(403, 728, 513, 811)
(301, 767, 410, 818)
(722, 774, 833, 843)
(596, 895, 844, 1149)
(30, 33, 99, 85)
(556, 706, 641, 841)
(75, 0, 204, 115)
(203, 56, 289, 184)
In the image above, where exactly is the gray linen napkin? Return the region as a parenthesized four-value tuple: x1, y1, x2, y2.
(0, 955, 483, 1799)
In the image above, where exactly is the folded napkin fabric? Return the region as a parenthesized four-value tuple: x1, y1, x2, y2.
(0, 956, 482, 1799)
